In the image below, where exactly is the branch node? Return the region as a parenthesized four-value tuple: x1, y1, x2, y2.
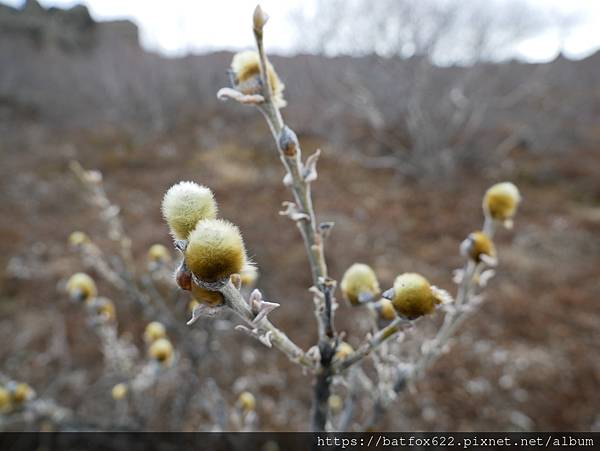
(279, 201, 310, 222)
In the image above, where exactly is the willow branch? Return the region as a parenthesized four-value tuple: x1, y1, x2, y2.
(332, 317, 412, 374)
(206, 280, 316, 369)
(411, 217, 496, 381)
(248, 7, 336, 431)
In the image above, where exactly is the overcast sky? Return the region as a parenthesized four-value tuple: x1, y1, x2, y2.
(4, 0, 600, 61)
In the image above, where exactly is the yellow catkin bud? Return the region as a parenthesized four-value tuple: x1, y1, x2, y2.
(391, 273, 438, 319)
(97, 298, 117, 321)
(185, 219, 247, 282)
(161, 181, 218, 240)
(191, 285, 225, 306)
(483, 182, 521, 223)
(238, 391, 256, 412)
(93, 297, 116, 321)
(144, 321, 167, 343)
(328, 394, 343, 413)
(376, 298, 397, 321)
(334, 342, 354, 362)
(148, 338, 174, 365)
(0, 386, 11, 413)
(464, 231, 496, 263)
(12, 383, 34, 404)
(111, 383, 128, 400)
(240, 265, 259, 288)
(231, 50, 286, 108)
(147, 244, 170, 263)
(68, 231, 89, 246)
(66, 273, 97, 302)
(340, 263, 380, 306)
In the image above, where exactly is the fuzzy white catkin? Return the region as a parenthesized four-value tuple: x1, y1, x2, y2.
(161, 181, 218, 240)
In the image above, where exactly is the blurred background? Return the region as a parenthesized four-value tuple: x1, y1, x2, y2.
(0, 0, 599, 431)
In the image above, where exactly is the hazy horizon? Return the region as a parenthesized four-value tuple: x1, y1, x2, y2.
(3, 0, 600, 63)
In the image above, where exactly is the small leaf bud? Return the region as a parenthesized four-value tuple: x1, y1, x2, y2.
(253, 5, 269, 33)
(278, 126, 299, 157)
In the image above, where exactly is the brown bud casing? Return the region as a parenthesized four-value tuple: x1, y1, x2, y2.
(176, 261, 192, 291)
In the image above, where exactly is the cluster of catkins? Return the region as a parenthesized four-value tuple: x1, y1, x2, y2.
(161, 182, 257, 307)
(108, 320, 175, 402)
(65, 271, 116, 322)
(65, 271, 176, 365)
(65, 270, 177, 399)
(338, 182, 521, 336)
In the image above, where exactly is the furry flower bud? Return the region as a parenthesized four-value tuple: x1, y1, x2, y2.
(66, 273, 97, 302)
(230, 51, 286, 108)
(68, 231, 89, 247)
(91, 297, 116, 321)
(144, 321, 167, 344)
(390, 273, 439, 319)
(12, 383, 34, 404)
(461, 231, 496, 264)
(111, 383, 128, 401)
(333, 342, 354, 362)
(185, 219, 247, 282)
(340, 263, 380, 306)
(238, 391, 256, 412)
(148, 337, 174, 365)
(0, 386, 11, 413)
(147, 244, 170, 263)
(161, 182, 218, 240)
(483, 182, 521, 225)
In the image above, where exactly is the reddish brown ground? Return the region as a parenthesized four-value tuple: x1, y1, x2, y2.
(0, 119, 599, 431)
